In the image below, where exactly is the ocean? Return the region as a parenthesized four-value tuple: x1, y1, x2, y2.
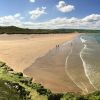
(80, 33, 100, 90)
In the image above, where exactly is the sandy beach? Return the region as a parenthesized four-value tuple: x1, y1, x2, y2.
(0, 33, 96, 93)
(0, 33, 78, 72)
(23, 33, 95, 93)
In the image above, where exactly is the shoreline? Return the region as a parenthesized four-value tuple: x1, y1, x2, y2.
(80, 36, 97, 90)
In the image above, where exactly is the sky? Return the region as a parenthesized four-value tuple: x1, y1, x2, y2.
(0, 0, 100, 29)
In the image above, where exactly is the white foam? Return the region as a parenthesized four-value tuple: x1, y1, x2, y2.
(80, 36, 87, 43)
(64, 40, 87, 92)
(65, 36, 97, 93)
(80, 43, 97, 90)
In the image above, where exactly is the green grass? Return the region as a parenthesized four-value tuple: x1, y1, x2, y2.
(0, 80, 22, 100)
(0, 61, 48, 100)
(1, 61, 100, 100)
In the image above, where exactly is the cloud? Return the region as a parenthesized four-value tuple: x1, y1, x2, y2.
(82, 14, 100, 22)
(14, 13, 21, 17)
(21, 14, 100, 29)
(56, 1, 75, 13)
(0, 13, 23, 26)
(0, 13, 100, 29)
(29, 0, 35, 3)
(29, 7, 47, 20)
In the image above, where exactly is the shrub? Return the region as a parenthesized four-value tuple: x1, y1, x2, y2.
(31, 83, 43, 89)
(85, 91, 100, 100)
(37, 88, 52, 96)
(5, 81, 31, 99)
(20, 77, 33, 86)
(0, 62, 6, 67)
(48, 93, 63, 100)
(17, 72, 23, 76)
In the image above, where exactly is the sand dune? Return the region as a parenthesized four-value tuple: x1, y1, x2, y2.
(0, 33, 78, 72)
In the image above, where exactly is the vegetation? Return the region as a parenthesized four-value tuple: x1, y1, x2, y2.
(0, 26, 100, 34)
(0, 61, 48, 100)
(0, 80, 23, 100)
(0, 61, 100, 100)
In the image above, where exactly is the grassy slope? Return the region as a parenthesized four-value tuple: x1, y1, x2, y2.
(0, 61, 100, 100)
(0, 61, 48, 100)
(0, 80, 22, 100)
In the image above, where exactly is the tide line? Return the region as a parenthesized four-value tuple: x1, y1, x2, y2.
(80, 41, 97, 90)
(64, 40, 84, 92)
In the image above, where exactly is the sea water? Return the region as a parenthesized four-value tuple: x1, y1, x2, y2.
(80, 33, 100, 90)
(65, 33, 95, 93)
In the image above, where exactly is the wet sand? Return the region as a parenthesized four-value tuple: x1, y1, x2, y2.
(24, 42, 82, 93)
(0, 33, 78, 72)
(65, 37, 95, 94)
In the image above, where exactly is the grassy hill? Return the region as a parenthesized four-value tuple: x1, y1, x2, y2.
(0, 26, 100, 34)
(0, 61, 49, 100)
(0, 61, 100, 100)
(0, 80, 22, 100)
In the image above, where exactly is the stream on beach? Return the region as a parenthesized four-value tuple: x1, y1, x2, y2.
(24, 33, 100, 94)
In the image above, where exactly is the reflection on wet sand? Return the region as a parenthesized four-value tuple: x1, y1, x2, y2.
(65, 37, 95, 94)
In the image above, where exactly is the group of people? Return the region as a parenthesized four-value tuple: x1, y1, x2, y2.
(56, 45, 59, 48)
(56, 42, 73, 48)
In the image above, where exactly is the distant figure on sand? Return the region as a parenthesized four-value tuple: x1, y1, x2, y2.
(71, 42, 72, 46)
(56, 44, 59, 48)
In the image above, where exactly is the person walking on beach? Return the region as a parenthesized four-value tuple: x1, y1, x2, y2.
(56, 44, 59, 48)
(56, 45, 57, 48)
(71, 42, 72, 46)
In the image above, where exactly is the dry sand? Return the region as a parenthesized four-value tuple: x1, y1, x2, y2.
(0, 33, 78, 72)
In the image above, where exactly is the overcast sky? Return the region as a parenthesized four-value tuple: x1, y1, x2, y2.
(0, 0, 100, 29)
